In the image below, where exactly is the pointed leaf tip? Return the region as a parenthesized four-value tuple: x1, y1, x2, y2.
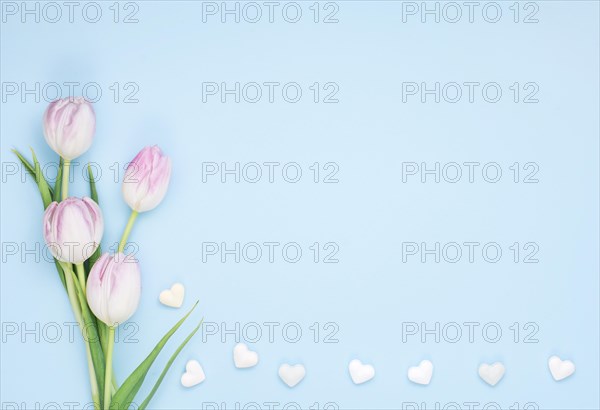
(110, 303, 201, 408)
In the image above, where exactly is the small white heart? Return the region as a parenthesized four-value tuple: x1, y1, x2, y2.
(159, 283, 185, 308)
(548, 355, 575, 381)
(180, 360, 205, 387)
(348, 359, 375, 385)
(478, 362, 505, 386)
(233, 343, 259, 369)
(278, 364, 306, 388)
(408, 360, 433, 385)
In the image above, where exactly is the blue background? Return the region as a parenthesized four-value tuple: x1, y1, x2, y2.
(1, 1, 599, 409)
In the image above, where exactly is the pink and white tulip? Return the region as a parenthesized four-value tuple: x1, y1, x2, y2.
(43, 197, 103, 264)
(86, 253, 141, 327)
(122, 145, 172, 212)
(43, 97, 96, 160)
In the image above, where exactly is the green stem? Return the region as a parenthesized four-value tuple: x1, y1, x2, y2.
(99, 322, 119, 393)
(60, 262, 100, 410)
(75, 263, 87, 294)
(104, 327, 115, 410)
(118, 210, 138, 253)
(62, 159, 70, 201)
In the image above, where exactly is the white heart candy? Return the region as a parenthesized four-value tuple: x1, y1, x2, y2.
(408, 360, 433, 385)
(548, 355, 575, 381)
(478, 362, 505, 386)
(348, 359, 375, 385)
(233, 343, 259, 368)
(278, 364, 306, 387)
(180, 360, 205, 387)
(159, 283, 185, 308)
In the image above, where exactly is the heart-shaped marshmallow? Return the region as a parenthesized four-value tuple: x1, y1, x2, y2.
(478, 362, 505, 386)
(408, 360, 433, 385)
(548, 355, 575, 381)
(234, 343, 259, 368)
(180, 360, 205, 387)
(348, 359, 375, 385)
(159, 283, 185, 308)
(278, 364, 306, 388)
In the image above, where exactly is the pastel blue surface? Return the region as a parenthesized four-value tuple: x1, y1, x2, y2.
(1, 1, 599, 409)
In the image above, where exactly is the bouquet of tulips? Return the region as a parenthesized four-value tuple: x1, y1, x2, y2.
(13, 97, 202, 410)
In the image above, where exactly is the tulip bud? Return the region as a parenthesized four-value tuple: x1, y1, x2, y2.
(86, 253, 141, 327)
(122, 145, 172, 212)
(43, 197, 104, 264)
(43, 97, 96, 160)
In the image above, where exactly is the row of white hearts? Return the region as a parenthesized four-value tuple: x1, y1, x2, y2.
(180, 344, 576, 388)
(158, 285, 576, 388)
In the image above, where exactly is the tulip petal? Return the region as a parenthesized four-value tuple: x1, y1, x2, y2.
(122, 146, 172, 212)
(43, 97, 95, 160)
(86, 253, 141, 327)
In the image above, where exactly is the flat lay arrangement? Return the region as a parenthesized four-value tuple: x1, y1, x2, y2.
(13, 98, 202, 410)
(3, 3, 598, 408)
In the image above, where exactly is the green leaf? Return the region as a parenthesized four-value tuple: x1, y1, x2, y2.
(70, 269, 106, 404)
(110, 302, 199, 409)
(88, 163, 99, 204)
(84, 244, 101, 280)
(138, 319, 204, 410)
(12, 148, 55, 206)
(13, 150, 66, 290)
(30, 148, 53, 208)
(53, 259, 67, 291)
(98, 316, 109, 354)
(11, 149, 36, 179)
(54, 157, 63, 202)
(84, 162, 101, 276)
